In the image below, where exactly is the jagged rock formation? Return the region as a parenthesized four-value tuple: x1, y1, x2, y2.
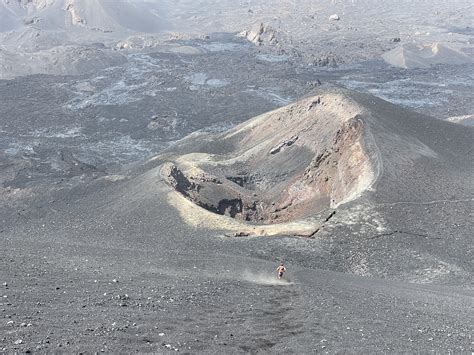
(310, 53, 340, 67)
(65, 1, 86, 26)
(238, 22, 280, 46)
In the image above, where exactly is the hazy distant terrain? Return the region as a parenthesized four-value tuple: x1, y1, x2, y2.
(1, 0, 473, 77)
(1, 0, 473, 353)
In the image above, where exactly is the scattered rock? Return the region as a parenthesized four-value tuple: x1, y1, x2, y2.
(225, 231, 251, 238)
(147, 113, 178, 133)
(306, 79, 322, 89)
(308, 97, 322, 110)
(14, 339, 23, 345)
(311, 55, 339, 67)
(270, 135, 299, 154)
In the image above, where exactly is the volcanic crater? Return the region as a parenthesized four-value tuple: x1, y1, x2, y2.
(161, 88, 376, 227)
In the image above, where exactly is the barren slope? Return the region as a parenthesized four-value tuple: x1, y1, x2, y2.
(1, 86, 472, 353)
(0, 0, 166, 33)
(383, 43, 473, 69)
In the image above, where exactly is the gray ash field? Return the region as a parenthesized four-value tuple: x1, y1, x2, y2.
(1, 0, 473, 353)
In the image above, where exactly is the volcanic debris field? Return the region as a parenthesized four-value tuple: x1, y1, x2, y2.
(1, 0, 474, 353)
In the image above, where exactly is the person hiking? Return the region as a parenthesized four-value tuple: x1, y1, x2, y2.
(276, 262, 286, 279)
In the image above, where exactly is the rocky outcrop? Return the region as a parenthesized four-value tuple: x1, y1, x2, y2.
(65, 1, 86, 26)
(162, 162, 253, 219)
(311, 54, 340, 68)
(270, 135, 298, 154)
(238, 22, 280, 46)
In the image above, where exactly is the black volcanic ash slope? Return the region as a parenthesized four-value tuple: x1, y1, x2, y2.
(1, 86, 472, 353)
